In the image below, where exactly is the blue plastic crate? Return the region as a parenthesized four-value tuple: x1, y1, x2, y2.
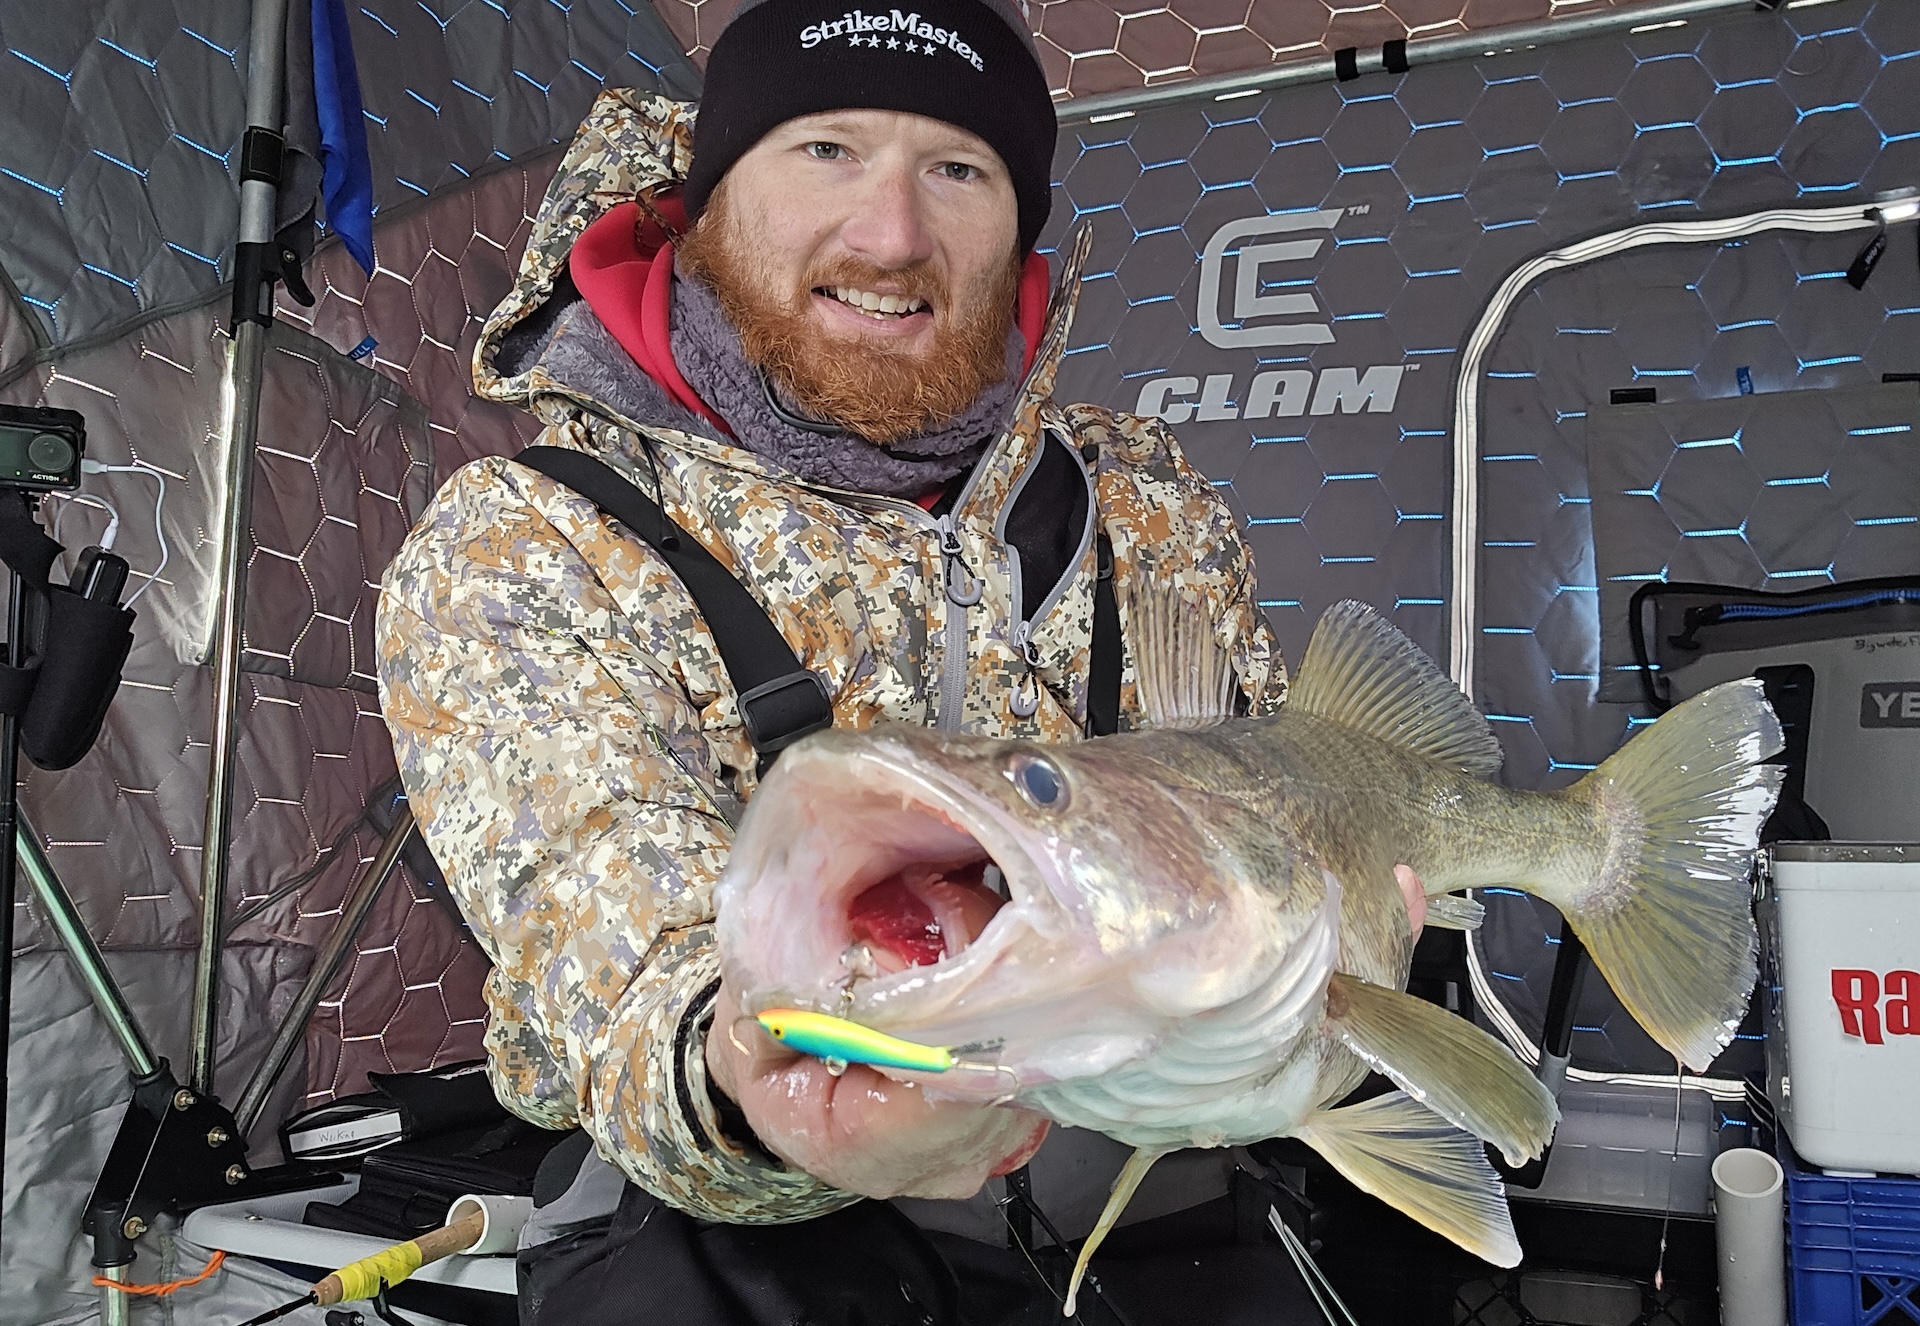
(1785, 1142, 1920, 1326)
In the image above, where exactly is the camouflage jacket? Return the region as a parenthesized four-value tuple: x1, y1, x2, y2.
(375, 89, 1287, 1224)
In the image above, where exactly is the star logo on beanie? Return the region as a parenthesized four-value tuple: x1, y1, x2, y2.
(799, 8, 986, 71)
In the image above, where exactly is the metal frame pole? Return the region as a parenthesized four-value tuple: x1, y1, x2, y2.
(193, 0, 291, 1096)
(1, 519, 30, 1252)
(98, 1265, 130, 1326)
(1054, 0, 1760, 124)
(231, 809, 415, 1140)
(16, 817, 158, 1079)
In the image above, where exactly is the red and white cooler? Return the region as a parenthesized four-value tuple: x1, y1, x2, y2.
(1762, 842, 1920, 1175)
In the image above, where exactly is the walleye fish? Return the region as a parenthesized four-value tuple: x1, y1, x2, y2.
(715, 595, 1782, 1311)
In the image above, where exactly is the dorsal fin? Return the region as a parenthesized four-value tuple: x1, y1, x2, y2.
(1124, 583, 1238, 730)
(1288, 601, 1503, 776)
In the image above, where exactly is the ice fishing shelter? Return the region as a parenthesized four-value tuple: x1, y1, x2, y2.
(0, 0, 1915, 1321)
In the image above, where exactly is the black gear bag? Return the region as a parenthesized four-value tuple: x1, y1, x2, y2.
(0, 490, 134, 771)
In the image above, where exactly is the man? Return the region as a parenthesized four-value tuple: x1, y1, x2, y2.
(377, 0, 1425, 1318)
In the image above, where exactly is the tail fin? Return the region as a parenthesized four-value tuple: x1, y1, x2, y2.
(1558, 679, 1784, 1071)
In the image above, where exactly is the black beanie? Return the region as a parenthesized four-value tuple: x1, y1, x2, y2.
(684, 0, 1057, 254)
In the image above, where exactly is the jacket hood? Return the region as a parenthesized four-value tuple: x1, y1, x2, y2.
(474, 90, 696, 407)
(472, 90, 1089, 445)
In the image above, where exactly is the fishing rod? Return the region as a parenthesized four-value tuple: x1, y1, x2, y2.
(230, 1206, 487, 1326)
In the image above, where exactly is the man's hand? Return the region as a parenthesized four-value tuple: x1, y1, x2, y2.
(1396, 864, 1426, 937)
(706, 868, 1047, 1200)
(705, 982, 1049, 1200)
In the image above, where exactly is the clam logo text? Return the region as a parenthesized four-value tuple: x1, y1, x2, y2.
(1136, 209, 1406, 423)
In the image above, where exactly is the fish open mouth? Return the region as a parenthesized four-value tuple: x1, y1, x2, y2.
(844, 859, 1005, 976)
(718, 742, 1050, 1025)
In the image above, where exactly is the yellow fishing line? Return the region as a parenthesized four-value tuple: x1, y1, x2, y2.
(333, 1241, 425, 1302)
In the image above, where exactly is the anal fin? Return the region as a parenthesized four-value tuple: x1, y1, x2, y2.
(1326, 972, 1556, 1166)
(1294, 1091, 1521, 1267)
(1063, 1147, 1167, 1317)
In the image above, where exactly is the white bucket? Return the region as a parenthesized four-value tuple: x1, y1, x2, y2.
(1763, 843, 1920, 1174)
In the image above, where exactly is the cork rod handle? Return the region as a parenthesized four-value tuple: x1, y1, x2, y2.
(312, 1208, 488, 1306)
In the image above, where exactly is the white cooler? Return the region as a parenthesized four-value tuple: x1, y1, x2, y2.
(1762, 842, 1920, 1174)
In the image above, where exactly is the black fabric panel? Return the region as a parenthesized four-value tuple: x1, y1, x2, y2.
(1003, 434, 1087, 624)
(365, 1060, 507, 1139)
(1088, 534, 1120, 738)
(305, 1120, 568, 1240)
(533, 1129, 597, 1209)
(0, 664, 33, 716)
(19, 589, 132, 771)
(0, 491, 61, 589)
(520, 1184, 960, 1326)
(519, 1182, 1320, 1326)
(494, 273, 583, 378)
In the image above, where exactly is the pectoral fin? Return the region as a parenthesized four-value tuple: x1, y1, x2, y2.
(1325, 971, 1556, 1166)
(1295, 1091, 1521, 1267)
(1063, 1147, 1167, 1317)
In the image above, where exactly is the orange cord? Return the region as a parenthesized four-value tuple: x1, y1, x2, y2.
(91, 1248, 226, 1296)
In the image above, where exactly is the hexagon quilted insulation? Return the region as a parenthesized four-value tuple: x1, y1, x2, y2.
(2, 0, 1918, 1316)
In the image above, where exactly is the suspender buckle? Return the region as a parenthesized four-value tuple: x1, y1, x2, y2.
(738, 670, 834, 755)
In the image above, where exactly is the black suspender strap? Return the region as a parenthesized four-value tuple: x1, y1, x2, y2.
(517, 446, 833, 762)
(525, 445, 1123, 748)
(1087, 533, 1121, 738)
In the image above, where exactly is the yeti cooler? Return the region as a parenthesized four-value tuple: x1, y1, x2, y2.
(1762, 843, 1920, 1174)
(1659, 625, 1920, 843)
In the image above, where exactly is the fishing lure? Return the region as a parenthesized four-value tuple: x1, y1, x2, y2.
(754, 1008, 955, 1074)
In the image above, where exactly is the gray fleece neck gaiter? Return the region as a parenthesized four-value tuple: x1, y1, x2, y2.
(668, 258, 1024, 499)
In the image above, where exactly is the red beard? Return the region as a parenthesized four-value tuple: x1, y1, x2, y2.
(676, 185, 1021, 445)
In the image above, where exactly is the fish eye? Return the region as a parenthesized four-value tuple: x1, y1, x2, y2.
(1010, 753, 1068, 810)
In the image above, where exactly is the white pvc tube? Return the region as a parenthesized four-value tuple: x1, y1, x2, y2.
(1712, 1148, 1786, 1326)
(448, 1194, 536, 1257)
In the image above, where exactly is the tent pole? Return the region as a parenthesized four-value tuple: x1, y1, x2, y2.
(193, 0, 292, 1097)
(231, 809, 416, 1141)
(17, 817, 158, 1079)
(1055, 0, 1760, 124)
(0, 515, 30, 1255)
